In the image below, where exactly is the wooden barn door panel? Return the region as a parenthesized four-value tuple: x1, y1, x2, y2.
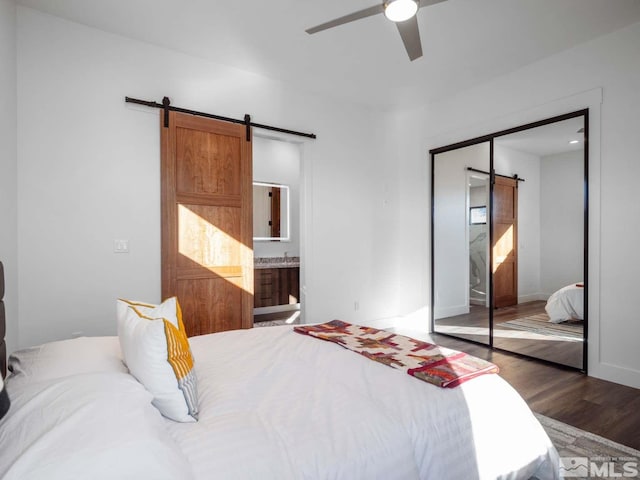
(161, 112, 253, 336)
(492, 177, 518, 308)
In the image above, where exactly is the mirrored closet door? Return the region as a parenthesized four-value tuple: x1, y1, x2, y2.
(433, 142, 491, 346)
(431, 111, 588, 371)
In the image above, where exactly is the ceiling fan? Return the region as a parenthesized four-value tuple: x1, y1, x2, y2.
(306, 0, 447, 61)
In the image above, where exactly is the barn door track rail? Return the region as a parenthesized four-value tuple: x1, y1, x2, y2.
(125, 96, 317, 141)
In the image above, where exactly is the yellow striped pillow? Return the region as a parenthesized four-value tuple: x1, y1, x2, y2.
(117, 297, 198, 422)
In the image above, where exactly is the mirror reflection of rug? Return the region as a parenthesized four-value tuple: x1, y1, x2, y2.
(500, 314, 583, 339)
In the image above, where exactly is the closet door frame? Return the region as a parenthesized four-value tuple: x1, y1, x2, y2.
(430, 109, 588, 373)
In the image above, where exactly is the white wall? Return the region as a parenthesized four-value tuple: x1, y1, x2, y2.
(540, 150, 584, 294)
(15, 7, 391, 347)
(253, 136, 301, 258)
(385, 20, 640, 388)
(0, 0, 18, 356)
(494, 144, 542, 302)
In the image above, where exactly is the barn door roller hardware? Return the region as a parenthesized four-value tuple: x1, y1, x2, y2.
(125, 96, 316, 141)
(466, 167, 525, 183)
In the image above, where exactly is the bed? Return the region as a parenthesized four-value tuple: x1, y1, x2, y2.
(545, 283, 584, 323)
(0, 289, 560, 479)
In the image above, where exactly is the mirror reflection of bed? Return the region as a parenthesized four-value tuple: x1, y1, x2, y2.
(432, 112, 587, 371)
(491, 294, 584, 369)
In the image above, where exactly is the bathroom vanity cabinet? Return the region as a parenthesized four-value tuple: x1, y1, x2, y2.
(254, 266, 300, 308)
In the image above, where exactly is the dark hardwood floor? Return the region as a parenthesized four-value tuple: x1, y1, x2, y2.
(430, 332, 640, 451)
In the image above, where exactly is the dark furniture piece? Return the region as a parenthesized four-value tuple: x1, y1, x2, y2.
(254, 267, 300, 308)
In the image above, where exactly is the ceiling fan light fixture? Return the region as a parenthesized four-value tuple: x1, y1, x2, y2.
(384, 0, 419, 23)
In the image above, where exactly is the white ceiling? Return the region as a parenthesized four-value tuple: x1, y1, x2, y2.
(16, 0, 640, 109)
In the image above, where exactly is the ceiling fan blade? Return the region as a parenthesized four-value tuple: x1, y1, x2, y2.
(396, 16, 423, 61)
(306, 4, 384, 34)
(418, 0, 447, 7)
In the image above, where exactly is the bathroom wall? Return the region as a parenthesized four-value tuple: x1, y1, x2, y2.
(253, 136, 301, 259)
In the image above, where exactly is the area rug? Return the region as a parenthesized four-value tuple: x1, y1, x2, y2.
(501, 314, 583, 339)
(254, 317, 301, 328)
(536, 413, 640, 478)
(254, 320, 290, 327)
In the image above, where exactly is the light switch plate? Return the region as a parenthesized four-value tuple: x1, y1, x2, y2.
(114, 239, 129, 253)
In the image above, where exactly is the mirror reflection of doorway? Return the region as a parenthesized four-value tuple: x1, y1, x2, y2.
(431, 111, 587, 371)
(253, 137, 303, 327)
(468, 175, 489, 310)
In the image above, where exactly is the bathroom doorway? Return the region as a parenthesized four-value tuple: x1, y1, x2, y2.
(252, 136, 304, 326)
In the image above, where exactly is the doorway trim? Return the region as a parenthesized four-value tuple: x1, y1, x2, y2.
(253, 131, 313, 325)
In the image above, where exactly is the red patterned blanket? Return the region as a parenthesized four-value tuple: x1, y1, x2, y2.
(294, 320, 499, 388)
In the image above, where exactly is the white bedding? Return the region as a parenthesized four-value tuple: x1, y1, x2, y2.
(1, 329, 559, 479)
(545, 283, 584, 323)
(0, 372, 194, 480)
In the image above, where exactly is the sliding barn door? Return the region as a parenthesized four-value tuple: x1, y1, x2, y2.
(492, 176, 518, 308)
(161, 112, 253, 336)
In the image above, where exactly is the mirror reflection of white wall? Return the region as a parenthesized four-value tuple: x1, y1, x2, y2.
(540, 150, 583, 295)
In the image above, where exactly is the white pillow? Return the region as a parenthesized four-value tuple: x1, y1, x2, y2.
(117, 297, 198, 422)
(117, 298, 160, 336)
(8, 337, 127, 387)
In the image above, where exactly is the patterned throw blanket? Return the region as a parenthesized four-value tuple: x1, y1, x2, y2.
(294, 320, 499, 388)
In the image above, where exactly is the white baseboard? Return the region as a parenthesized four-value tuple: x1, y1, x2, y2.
(589, 362, 640, 390)
(518, 293, 549, 303)
(359, 307, 431, 333)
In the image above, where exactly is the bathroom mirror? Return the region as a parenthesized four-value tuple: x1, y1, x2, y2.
(253, 182, 290, 241)
(431, 110, 588, 371)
